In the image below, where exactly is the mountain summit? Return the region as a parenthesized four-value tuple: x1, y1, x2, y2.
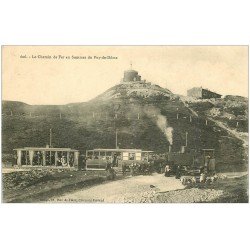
(92, 68, 174, 102)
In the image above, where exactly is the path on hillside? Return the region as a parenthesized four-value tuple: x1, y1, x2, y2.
(180, 98, 248, 147)
(181, 99, 199, 117)
(209, 118, 248, 147)
(47, 174, 185, 203)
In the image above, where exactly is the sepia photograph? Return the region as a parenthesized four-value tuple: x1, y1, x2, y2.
(1, 45, 248, 203)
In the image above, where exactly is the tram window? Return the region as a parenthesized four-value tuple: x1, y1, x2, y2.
(34, 151, 42, 165)
(142, 153, 148, 161)
(100, 151, 106, 160)
(51, 151, 56, 165)
(129, 153, 135, 160)
(21, 151, 26, 165)
(69, 152, 74, 167)
(135, 152, 141, 160)
(87, 151, 93, 159)
(93, 151, 99, 159)
(45, 151, 51, 166)
(62, 151, 67, 157)
(57, 152, 62, 166)
(123, 152, 129, 160)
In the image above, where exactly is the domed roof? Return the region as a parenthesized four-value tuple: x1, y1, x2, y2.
(124, 69, 138, 73)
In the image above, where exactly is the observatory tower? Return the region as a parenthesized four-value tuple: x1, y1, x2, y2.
(123, 69, 141, 82)
(121, 63, 142, 83)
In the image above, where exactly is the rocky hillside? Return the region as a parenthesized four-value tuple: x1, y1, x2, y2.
(181, 95, 248, 168)
(181, 95, 248, 143)
(2, 82, 248, 170)
(92, 82, 174, 102)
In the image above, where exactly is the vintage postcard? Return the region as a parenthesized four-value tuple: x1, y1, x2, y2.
(1, 45, 248, 203)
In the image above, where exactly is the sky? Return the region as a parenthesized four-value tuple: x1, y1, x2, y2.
(2, 46, 248, 105)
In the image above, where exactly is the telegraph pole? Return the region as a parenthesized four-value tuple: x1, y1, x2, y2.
(185, 132, 188, 147)
(115, 129, 118, 149)
(49, 128, 52, 148)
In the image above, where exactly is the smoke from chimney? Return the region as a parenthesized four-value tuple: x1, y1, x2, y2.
(143, 106, 174, 146)
(156, 115, 173, 145)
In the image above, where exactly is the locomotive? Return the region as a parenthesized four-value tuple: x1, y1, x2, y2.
(164, 147, 216, 177)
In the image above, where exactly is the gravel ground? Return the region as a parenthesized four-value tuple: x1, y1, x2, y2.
(48, 174, 185, 203)
(49, 172, 248, 203)
(2, 169, 247, 203)
(154, 188, 224, 203)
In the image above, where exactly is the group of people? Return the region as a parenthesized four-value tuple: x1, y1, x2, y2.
(122, 162, 152, 176)
(164, 163, 182, 178)
(163, 156, 217, 183)
(21, 151, 74, 167)
(56, 155, 73, 167)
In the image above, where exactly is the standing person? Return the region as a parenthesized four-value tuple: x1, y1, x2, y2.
(148, 162, 152, 175)
(149, 159, 155, 173)
(204, 156, 211, 174)
(106, 160, 116, 180)
(61, 156, 67, 167)
(78, 155, 83, 171)
(122, 164, 126, 176)
(208, 158, 216, 175)
(200, 172, 206, 183)
(164, 163, 170, 177)
(130, 163, 134, 176)
(112, 153, 117, 168)
(37, 152, 41, 166)
(175, 165, 181, 179)
(143, 163, 147, 175)
(82, 155, 86, 170)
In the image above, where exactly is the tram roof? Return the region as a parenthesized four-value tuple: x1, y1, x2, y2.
(13, 147, 79, 152)
(87, 148, 153, 153)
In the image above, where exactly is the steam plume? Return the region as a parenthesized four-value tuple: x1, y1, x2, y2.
(156, 115, 173, 145)
(143, 106, 174, 145)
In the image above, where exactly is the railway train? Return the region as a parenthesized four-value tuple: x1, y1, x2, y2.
(12, 144, 215, 178)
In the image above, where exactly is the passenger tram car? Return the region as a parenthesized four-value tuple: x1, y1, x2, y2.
(85, 148, 153, 172)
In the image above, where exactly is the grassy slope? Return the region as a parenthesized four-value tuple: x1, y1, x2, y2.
(2, 93, 247, 170)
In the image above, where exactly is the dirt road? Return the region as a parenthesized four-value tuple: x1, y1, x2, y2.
(47, 171, 248, 203)
(48, 173, 185, 203)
